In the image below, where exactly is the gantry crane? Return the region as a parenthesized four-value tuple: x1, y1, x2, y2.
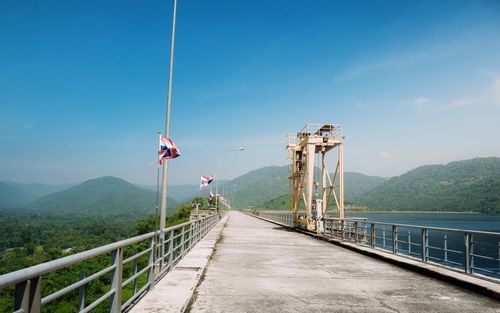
(286, 124, 344, 233)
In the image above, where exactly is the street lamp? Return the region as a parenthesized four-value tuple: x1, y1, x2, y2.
(215, 147, 245, 210)
(159, 0, 178, 243)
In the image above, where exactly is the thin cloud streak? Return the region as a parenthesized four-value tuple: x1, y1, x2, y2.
(336, 40, 474, 81)
(404, 72, 500, 112)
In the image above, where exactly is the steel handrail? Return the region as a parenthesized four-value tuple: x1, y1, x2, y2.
(0, 213, 222, 313)
(324, 217, 500, 236)
(251, 210, 500, 283)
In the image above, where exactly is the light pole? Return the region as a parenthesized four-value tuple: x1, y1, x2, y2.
(215, 147, 244, 210)
(159, 0, 178, 241)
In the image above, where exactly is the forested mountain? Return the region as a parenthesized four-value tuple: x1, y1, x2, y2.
(138, 183, 209, 203)
(356, 157, 500, 213)
(0, 182, 37, 208)
(229, 167, 386, 208)
(229, 166, 290, 208)
(135, 168, 386, 208)
(1, 181, 75, 198)
(345, 172, 388, 201)
(27, 176, 177, 219)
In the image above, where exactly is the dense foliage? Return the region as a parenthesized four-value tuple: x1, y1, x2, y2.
(0, 197, 208, 312)
(26, 176, 177, 218)
(0, 182, 37, 208)
(226, 166, 386, 208)
(261, 158, 500, 214)
(229, 166, 290, 208)
(356, 157, 500, 213)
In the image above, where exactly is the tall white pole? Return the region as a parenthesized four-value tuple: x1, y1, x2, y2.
(214, 156, 220, 211)
(160, 0, 178, 238)
(339, 143, 344, 218)
(306, 143, 315, 219)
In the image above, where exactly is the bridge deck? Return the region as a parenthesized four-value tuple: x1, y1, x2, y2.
(188, 211, 499, 312)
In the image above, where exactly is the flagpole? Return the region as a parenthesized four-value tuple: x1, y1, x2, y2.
(155, 132, 161, 234)
(159, 0, 178, 240)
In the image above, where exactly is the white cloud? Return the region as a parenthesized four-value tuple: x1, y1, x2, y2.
(447, 97, 478, 108)
(379, 152, 392, 160)
(405, 72, 500, 112)
(491, 76, 500, 106)
(412, 97, 430, 112)
(336, 40, 471, 81)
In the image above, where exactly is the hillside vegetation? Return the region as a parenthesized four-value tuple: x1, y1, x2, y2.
(356, 157, 500, 213)
(230, 166, 290, 208)
(0, 182, 37, 208)
(0, 198, 205, 312)
(253, 171, 387, 209)
(2, 181, 75, 198)
(27, 176, 177, 219)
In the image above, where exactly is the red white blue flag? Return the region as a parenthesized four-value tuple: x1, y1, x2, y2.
(158, 135, 180, 165)
(200, 175, 215, 190)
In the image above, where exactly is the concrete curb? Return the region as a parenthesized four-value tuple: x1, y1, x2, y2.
(246, 213, 500, 301)
(130, 215, 229, 313)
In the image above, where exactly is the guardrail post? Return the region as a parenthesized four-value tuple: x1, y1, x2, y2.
(195, 220, 200, 243)
(341, 220, 345, 240)
(470, 233, 475, 274)
(160, 233, 165, 272)
(110, 247, 123, 313)
(465, 232, 471, 273)
(132, 253, 138, 294)
(421, 229, 428, 262)
(14, 276, 41, 313)
(14, 280, 29, 313)
(444, 235, 448, 262)
(392, 225, 398, 254)
(354, 221, 358, 243)
(370, 224, 376, 248)
(408, 230, 411, 255)
(79, 271, 86, 311)
(382, 227, 386, 247)
(148, 237, 155, 290)
(168, 230, 174, 271)
(181, 226, 186, 256)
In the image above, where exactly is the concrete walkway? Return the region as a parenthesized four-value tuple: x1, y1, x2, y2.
(188, 211, 500, 313)
(131, 215, 228, 313)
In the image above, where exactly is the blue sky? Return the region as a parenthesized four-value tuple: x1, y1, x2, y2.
(1, 0, 500, 185)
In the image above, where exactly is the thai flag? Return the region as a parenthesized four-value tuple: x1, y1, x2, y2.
(209, 187, 214, 200)
(218, 194, 231, 209)
(158, 135, 180, 165)
(200, 175, 215, 190)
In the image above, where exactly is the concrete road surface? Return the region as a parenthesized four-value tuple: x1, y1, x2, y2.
(188, 211, 500, 313)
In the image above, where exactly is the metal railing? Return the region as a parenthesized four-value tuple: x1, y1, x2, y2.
(250, 210, 500, 282)
(286, 124, 343, 147)
(255, 211, 294, 227)
(0, 214, 221, 313)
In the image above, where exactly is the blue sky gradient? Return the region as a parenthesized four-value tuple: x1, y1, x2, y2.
(1, 0, 500, 185)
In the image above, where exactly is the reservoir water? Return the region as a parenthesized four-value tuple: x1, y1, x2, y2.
(342, 212, 500, 279)
(345, 212, 500, 232)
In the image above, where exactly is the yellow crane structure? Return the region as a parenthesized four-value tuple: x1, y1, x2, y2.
(286, 124, 344, 233)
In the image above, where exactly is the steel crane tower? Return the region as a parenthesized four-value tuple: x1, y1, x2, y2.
(286, 124, 344, 233)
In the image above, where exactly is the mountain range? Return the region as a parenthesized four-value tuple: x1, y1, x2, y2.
(1, 157, 499, 215)
(1, 176, 177, 219)
(356, 157, 500, 213)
